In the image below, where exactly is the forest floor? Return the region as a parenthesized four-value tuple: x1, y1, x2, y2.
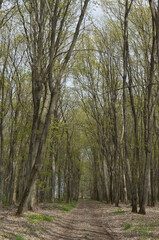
(0, 200, 159, 240)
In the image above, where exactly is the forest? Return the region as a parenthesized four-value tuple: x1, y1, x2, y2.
(0, 0, 159, 239)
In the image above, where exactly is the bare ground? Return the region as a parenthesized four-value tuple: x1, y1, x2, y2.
(0, 200, 159, 240)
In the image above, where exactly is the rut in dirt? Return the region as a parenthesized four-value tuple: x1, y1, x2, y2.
(44, 200, 118, 240)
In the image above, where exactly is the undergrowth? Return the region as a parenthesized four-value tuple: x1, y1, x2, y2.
(15, 236, 24, 240)
(54, 201, 77, 212)
(124, 223, 131, 230)
(111, 208, 126, 215)
(24, 213, 54, 223)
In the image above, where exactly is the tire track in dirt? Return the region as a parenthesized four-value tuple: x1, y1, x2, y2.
(44, 200, 119, 240)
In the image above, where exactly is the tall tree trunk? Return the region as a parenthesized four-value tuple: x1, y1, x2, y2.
(123, 0, 136, 212)
(0, 0, 3, 9)
(139, 17, 155, 214)
(128, 60, 139, 213)
(51, 155, 56, 203)
(0, 49, 5, 205)
(58, 167, 61, 201)
(66, 130, 72, 204)
(16, 0, 90, 215)
(120, 125, 128, 204)
(16, 92, 58, 215)
(0, 90, 4, 206)
(13, 140, 22, 205)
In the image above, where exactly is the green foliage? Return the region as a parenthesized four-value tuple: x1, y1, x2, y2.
(2, 195, 7, 204)
(24, 213, 54, 222)
(62, 203, 76, 212)
(83, 196, 91, 200)
(111, 208, 126, 215)
(134, 225, 154, 232)
(148, 221, 159, 227)
(135, 231, 153, 239)
(124, 223, 131, 230)
(54, 201, 76, 212)
(139, 232, 153, 239)
(133, 224, 157, 239)
(15, 236, 24, 240)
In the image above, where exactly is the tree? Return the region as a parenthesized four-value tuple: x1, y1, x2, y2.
(16, 0, 90, 216)
(137, 0, 159, 214)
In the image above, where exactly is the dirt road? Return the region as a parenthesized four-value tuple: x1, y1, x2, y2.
(43, 200, 118, 240)
(0, 200, 126, 240)
(1, 200, 159, 239)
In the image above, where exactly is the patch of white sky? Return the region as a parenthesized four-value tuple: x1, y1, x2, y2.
(66, 1, 104, 89)
(91, 1, 103, 19)
(90, 1, 104, 27)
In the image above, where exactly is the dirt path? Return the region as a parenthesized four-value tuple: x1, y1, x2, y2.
(44, 200, 118, 240)
(4, 200, 159, 239)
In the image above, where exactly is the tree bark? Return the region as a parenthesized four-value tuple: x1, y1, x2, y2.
(16, 0, 90, 215)
(66, 130, 72, 204)
(139, 16, 155, 214)
(122, 0, 134, 211)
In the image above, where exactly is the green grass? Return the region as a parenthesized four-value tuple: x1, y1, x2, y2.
(29, 219, 39, 225)
(111, 208, 126, 215)
(124, 223, 132, 230)
(15, 236, 24, 240)
(133, 224, 155, 239)
(139, 232, 153, 239)
(134, 225, 154, 232)
(24, 213, 54, 222)
(82, 196, 91, 200)
(148, 220, 159, 227)
(54, 201, 77, 212)
(62, 202, 76, 212)
(127, 221, 159, 239)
